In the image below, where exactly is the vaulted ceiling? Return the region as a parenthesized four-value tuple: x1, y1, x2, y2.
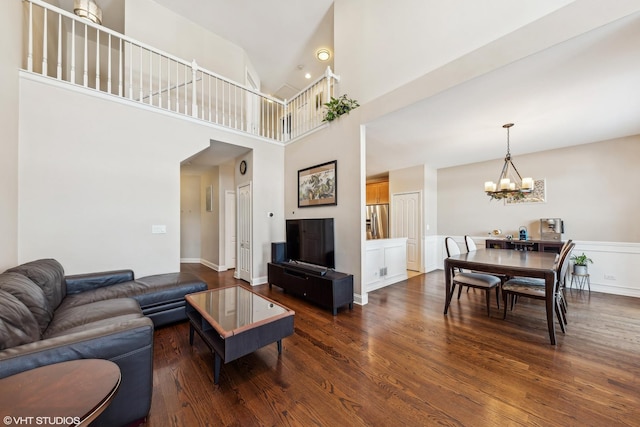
(58, 1, 640, 177)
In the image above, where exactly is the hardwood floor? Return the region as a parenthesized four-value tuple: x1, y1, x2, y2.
(144, 265, 640, 426)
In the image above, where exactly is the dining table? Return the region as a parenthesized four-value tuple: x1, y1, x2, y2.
(444, 248, 559, 344)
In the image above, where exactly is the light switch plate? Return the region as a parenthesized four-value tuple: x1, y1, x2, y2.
(152, 225, 167, 234)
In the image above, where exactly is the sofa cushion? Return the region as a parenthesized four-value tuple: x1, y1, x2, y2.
(0, 272, 52, 334)
(44, 298, 143, 338)
(60, 272, 206, 309)
(6, 259, 65, 311)
(0, 289, 41, 350)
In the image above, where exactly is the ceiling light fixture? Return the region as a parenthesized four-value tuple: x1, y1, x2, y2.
(74, 0, 102, 25)
(316, 48, 331, 61)
(304, 73, 311, 79)
(484, 123, 533, 201)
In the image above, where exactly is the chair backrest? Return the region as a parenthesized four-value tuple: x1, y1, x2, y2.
(464, 235, 477, 252)
(560, 239, 573, 257)
(556, 242, 575, 288)
(445, 237, 461, 257)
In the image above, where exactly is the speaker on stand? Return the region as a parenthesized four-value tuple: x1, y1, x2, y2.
(271, 242, 287, 264)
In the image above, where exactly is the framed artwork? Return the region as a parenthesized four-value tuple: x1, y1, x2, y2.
(206, 185, 213, 212)
(506, 178, 546, 205)
(298, 160, 337, 207)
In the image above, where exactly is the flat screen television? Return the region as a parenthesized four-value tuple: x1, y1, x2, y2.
(286, 218, 335, 269)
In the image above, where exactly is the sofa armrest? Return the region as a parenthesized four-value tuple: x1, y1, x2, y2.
(0, 317, 154, 427)
(65, 269, 135, 294)
(0, 316, 152, 377)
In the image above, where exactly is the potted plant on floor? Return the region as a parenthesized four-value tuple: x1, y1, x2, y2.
(570, 252, 593, 275)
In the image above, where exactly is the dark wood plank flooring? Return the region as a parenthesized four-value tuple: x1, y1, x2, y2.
(144, 265, 640, 426)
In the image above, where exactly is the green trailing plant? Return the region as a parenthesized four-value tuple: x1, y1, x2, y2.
(570, 252, 593, 266)
(322, 94, 360, 122)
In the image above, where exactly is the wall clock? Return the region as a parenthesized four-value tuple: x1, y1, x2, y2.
(239, 160, 247, 175)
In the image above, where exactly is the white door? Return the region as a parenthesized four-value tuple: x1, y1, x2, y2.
(392, 192, 421, 271)
(224, 190, 236, 269)
(237, 183, 252, 282)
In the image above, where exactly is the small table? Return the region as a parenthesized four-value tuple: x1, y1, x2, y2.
(186, 285, 295, 384)
(0, 359, 121, 426)
(571, 273, 591, 291)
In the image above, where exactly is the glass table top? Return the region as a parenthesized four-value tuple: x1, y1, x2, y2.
(187, 285, 291, 334)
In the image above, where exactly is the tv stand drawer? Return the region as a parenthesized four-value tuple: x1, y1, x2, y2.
(268, 262, 353, 315)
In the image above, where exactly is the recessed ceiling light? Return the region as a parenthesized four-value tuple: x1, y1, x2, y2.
(316, 48, 331, 61)
(305, 73, 311, 79)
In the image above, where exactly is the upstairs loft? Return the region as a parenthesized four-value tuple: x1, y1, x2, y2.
(23, 0, 339, 144)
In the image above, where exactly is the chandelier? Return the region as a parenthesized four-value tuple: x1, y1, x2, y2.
(484, 123, 533, 201)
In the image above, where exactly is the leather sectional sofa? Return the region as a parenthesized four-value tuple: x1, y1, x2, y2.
(0, 258, 207, 427)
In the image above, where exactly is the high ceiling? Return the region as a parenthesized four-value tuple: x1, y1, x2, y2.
(58, 1, 640, 176)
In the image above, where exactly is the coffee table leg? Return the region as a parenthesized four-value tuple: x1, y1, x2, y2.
(277, 339, 282, 354)
(189, 324, 194, 345)
(213, 353, 221, 385)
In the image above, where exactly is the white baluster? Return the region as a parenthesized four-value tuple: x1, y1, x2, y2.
(71, 20, 76, 84)
(42, 8, 47, 75)
(83, 24, 88, 87)
(138, 47, 143, 101)
(107, 34, 112, 93)
(27, 2, 33, 72)
(118, 38, 123, 97)
(95, 30, 100, 90)
(191, 60, 198, 117)
(56, 14, 62, 79)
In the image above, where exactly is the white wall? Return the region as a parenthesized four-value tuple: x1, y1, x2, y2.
(334, 0, 573, 104)
(0, 0, 21, 271)
(438, 136, 640, 242)
(199, 168, 220, 266)
(180, 173, 201, 260)
(285, 112, 363, 296)
(124, 0, 258, 85)
(18, 76, 210, 276)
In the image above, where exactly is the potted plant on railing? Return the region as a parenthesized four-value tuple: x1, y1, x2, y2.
(570, 252, 593, 275)
(322, 94, 359, 122)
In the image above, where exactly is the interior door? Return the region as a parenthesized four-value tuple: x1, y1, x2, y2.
(224, 190, 236, 269)
(237, 183, 252, 282)
(392, 192, 421, 271)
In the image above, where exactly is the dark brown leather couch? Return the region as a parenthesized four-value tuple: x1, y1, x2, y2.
(0, 259, 207, 427)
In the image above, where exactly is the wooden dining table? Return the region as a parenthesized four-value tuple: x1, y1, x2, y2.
(444, 248, 559, 344)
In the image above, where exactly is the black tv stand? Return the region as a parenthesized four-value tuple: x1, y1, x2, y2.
(268, 262, 354, 315)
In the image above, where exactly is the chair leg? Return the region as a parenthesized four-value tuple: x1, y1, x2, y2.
(485, 289, 491, 316)
(503, 291, 509, 319)
(495, 287, 500, 309)
(555, 299, 566, 333)
(457, 284, 463, 299)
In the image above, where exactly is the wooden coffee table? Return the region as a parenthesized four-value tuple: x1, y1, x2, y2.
(0, 359, 120, 426)
(186, 285, 295, 384)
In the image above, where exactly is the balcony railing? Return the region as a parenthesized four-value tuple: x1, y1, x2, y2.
(22, 0, 339, 143)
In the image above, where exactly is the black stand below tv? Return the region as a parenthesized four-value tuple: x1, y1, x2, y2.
(267, 262, 354, 315)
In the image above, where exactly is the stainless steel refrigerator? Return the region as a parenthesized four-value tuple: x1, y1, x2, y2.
(366, 204, 389, 239)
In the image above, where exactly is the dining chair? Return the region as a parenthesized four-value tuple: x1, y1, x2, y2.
(445, 237, 501, 316)
(502, 242, 575, 332)
(464, 235, 477, 252)
(556, 239, 574, 319)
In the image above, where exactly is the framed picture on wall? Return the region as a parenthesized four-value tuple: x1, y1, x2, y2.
(506, 178, 546, 205)
(298, 160, 337, 207)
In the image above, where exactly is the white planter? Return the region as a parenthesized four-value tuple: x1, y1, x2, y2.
(573, 264, 588, 275)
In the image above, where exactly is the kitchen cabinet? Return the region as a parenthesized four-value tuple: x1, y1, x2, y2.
(366, 181, 389, 204)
